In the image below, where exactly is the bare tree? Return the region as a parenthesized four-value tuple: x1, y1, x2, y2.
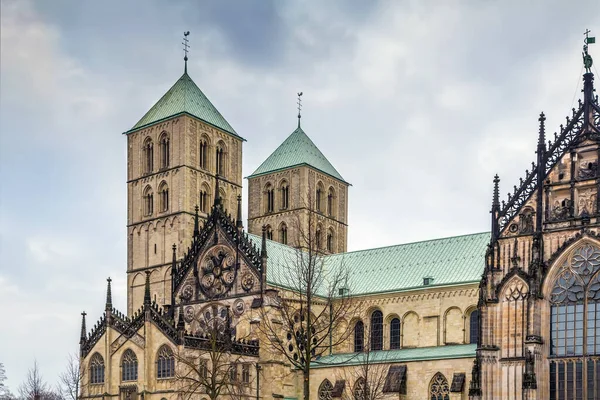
(175, 306, 258, 400)
(258, 195, 356, 400)
(0, 362, 15, 400)
(59, 353, 83, 400)
(18, 361, 62, 400)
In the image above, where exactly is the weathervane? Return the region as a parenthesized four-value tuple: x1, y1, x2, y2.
(183, 31, 190, 73)
(297, 92, 303, 128)
(583, 29, 595, 73)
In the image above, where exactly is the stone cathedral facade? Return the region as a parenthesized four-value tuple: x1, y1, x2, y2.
(78, 42, 599, 400)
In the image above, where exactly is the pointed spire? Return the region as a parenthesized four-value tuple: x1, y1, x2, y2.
(105, 277, 112, 311)
(79, 311, 87, 344)
(261, 225, 268, 258)
(492, 174, 500, 209)
(236, 195, 243, 229)
(144, 271, 151, 306)
(297, 92, 303, 128)
(193, 205, 200, 237)
(183, 31, 190, 74)
(537, 112, 546, 149)
(491, 174, 500, 242)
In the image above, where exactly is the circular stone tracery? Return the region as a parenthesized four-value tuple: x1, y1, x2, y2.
(198, 245, 237, 298)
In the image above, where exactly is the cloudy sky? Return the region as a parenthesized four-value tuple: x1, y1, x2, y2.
(1, 0, 599, 390)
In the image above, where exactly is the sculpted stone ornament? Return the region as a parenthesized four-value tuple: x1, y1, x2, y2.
(241, 272, 255, 292)
(198, 245, 237, 298)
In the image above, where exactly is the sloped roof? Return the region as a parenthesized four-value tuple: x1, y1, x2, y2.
(126, 72, 239, 137)
(312, 344, 476, 367)
(248, 232, 489, 296)
(248, 125, 347, 183)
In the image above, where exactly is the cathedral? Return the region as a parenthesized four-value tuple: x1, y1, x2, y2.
(78, 36, 600, 400)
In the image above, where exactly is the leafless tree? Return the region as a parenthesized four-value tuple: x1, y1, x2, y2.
(0, 362, 15, 400)
(258, 195, 356, 400)
(18, 361, 62, 400)
(175, 306, 257, 400)
(58, 353, 83, 400)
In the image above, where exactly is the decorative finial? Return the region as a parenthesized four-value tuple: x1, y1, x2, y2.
(537, 112, 546, 149)
(183, 31, 190, 73)
(236, 194, 243, 229)
(79, 311, 87, 344)
(492, 174, 500, 209)
(144, 271, 151, 306)
(297, 92, 303, 128)
(105, 277, 112, 310)
(193, 205, 200, 237)
(583, 29, 595, 74)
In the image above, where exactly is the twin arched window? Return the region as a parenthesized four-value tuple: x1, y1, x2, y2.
(265, 225, 273, 241)
(315, 227, 322, 250)
(199, 188, 209, 213)
(159, 133, 169, 169)
(159, 183, 169, 212)
(370, 310, 383, 351)
(280, 181, 289, 210)
(316, 183, 324, 212)
(143, 186, 154, 216)
(265, 184, 275, 213)
(200, 138, 209, 169)
(89, 353, 105, 384)
(143, 138, 153, 174)
(157, 345, 175, 379)
(121, 349, 138, 381)
(327, 187, 335, 216)
(279, 223, 288, 245)
(354, 321, 364, 352)
(390, 318, 401, 350)
(326, 229, 334, 252)
(215, 143, 225, 176)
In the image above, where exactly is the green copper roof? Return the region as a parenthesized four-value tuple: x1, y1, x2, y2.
(248, 125, 347, 183)
(312, 344, 476, 368)
(248, 232, 489, 296)
(127, 72, 238, 137)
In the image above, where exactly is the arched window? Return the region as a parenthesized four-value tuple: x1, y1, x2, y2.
(266, 225, 273, 241)
(354, 321, 364, 352)
(370, 310, 383, 351)
(199, 188, 209, 213)
(121, 349, 138, 381)
(469, 310, 479, 344)
(199, 138, 209, 169)
(390, 318, 401, 350)
(429, 372, 450, 400)
(316, 183, 324, 212)
(264, 183, 275, 213)
(159, 182, 169, 212)
(159, 133, 169, 169)
(279, 223, 288, 245)
(315, 227, 322, 250)
(327, 187, 335, 216)
(157, 345, 175, 378)
(326, 229, 334, 252)
(143, 138, 153, 174)
(549, 243, 600, 398)
(353, 378, 367, 400)
(318, 379, 333, 400)
(143, 186, 154, 216)
(280, 181, 289, 210)
(89, 353, 105, 384)
(216, 142, 225, 176)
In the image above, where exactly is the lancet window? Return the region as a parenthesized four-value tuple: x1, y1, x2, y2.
(159, 182, 169, 212)
(121, 349, 138, 381)
(549, 243, 600, 399)
(143, 186, 153, 216)
(89, 353, 105, 384)
(200, 139, 209, 169)
(216, 143, 225, 176)
(265, 184, 275, 213)
(327, 187, 335, 216)
(143, 138, 153, 174)
(429, 372, 450, 400)
(318, 379, 333, 400)
(159, 133, 169, 169)
(156, 345, 175, 379)
(280, 181, 289, 209)
(279, 223, 288, 245)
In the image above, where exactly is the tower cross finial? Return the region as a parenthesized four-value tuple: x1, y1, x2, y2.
(183, 31, 190, 73)
(297, 92, 303, 128)
(583, 29, 595, 73)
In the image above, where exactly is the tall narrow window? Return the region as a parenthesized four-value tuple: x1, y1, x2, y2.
(90, 353, 105, 384)
(390, 318, 401, 350)
(266, 225, 273, 241)
(143, 138, 153, 174)
(159, 183, 169, 212)
(143, 186, 154, 216)
(159, 133, 169, 169)
(315, 228, 322, 250)
(156, 345, 175, 378)
(327, 188, 335, 216)
(200, 139, 208, 169)
(199, 190, 208, 213)
(264, 184, 274, 213)
(354, 321, 364, 352)
(216, 144, 225, 176)
(549, 243, 600, 398)
(121, 349, 138, 381)
(280, 182, 289, 210)
(242, 364, 250, 384)
(429, 372, 450, 400)
(469, 310, 479, 344)
(316, 184, 323, 212)
(279, 223, 288, 245)
(327, 229, 334, 252)
(370, 310, 383, 351)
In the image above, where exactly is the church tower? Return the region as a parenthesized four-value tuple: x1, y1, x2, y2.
(247, 101, 349, 253)
(124, 49, 244, 314)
